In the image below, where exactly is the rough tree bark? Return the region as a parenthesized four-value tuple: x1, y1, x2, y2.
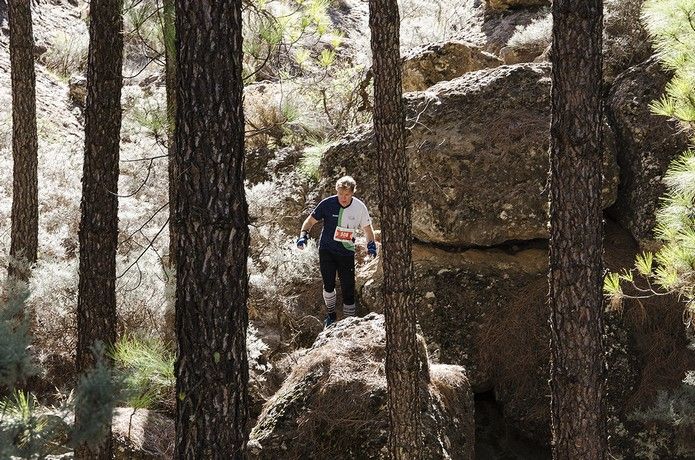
(549, 1, 607, 459)
(369, 0, 422, 458)
(74, 0, 123, 458)
(8, 0, 38, 282)
(174, 1, 250, 457)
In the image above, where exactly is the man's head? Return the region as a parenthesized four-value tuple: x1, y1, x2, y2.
(335, 176, 356, 207)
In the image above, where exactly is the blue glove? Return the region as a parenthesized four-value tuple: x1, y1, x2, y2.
(297, 232, 308, 249)
(367, 240, 377, 257)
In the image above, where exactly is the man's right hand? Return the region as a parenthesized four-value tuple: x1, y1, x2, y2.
(297, 231, 309, 249)
(296, 236, 308, 249)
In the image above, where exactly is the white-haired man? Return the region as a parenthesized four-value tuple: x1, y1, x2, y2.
(297, 176, 377, 327)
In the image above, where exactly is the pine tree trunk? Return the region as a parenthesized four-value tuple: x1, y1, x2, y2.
(369, 1, 422, 458)
(549, 1, 607, 458)
(8, 0, 38, 282)
(174, 1, 249, 457)
(163, 0, 177, 346)
(74, 0, 123, 458)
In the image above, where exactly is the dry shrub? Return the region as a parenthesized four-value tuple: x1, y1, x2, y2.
(246, 99, 291, 150)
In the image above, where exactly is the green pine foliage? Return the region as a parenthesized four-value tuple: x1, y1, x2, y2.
(113, 335, 175, 411)
(645, 0, 695, 314)
(71, 343, 118, 449)
(643, 0, 695, 122)
(606, 0, 695, 324)
(0, 280, 35, 390)
(0, 281, 70, 458)
(0, 391, 71, 459)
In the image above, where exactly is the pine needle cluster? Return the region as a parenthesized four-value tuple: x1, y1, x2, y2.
(605, 0, 695, 325)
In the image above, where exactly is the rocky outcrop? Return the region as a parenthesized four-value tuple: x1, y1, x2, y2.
(607, 57, 691, 250)
(603, 0, 652, 82)
(499, 43, 548, 65)
(321, 63, 619, 247)
(402, 41, 502, 92)
(249, 313, 475, 459)
(357, 221, 695, 453)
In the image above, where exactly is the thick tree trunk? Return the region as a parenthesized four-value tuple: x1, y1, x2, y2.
(8, 0, 38, 282)
(369, 1, 422, 458)
(549, 1, 607, 459)
(74, 0, 123, 458)
(174, 1, 249, 457)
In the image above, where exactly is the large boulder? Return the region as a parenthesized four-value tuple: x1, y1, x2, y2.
(249, 313, 475, 459)
(402, 40, 502, 92)
(358, 221, 695, 454)
(607, 57, 691, 250)
(449, 0, 648, 80)
(321, 63, 619, 247)
(359, 243, 548, 392)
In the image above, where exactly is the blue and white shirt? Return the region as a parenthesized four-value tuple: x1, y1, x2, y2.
(311, 195, 373, 256)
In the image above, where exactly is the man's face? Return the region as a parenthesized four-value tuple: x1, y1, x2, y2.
(337, 187, 354, 207)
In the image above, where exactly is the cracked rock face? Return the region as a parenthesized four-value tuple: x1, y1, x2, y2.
(321, 63, 618, 247)
(606, 57, 691, 249)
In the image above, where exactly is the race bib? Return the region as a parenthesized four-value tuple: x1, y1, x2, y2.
(333, 226, 355, 243)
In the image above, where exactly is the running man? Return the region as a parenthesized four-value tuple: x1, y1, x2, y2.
(297, 176, 377, 327)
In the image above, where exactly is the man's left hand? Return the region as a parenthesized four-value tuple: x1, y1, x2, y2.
(367, 240, 377, 258)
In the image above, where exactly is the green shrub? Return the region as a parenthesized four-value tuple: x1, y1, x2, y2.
(113, 336, 175, 411)
(299, 140, 330, 182)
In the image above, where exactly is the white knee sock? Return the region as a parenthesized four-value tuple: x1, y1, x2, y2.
(343, 303, 356, 316)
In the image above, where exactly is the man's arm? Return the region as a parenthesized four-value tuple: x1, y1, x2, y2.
(363, 224, 375, 243)
(301, 215, 319, 235)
